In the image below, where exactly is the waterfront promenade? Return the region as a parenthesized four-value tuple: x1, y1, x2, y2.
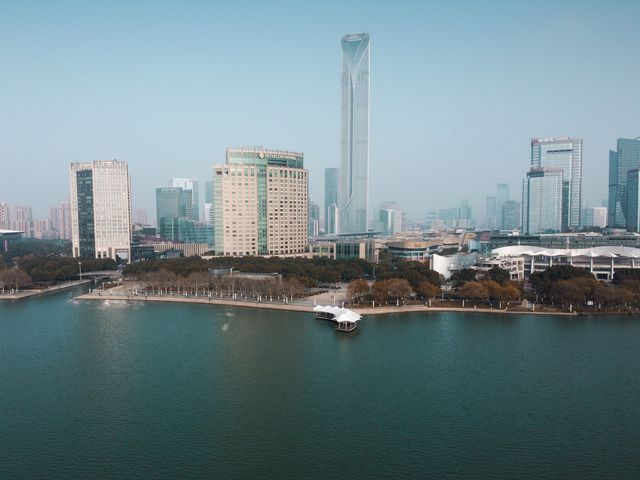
(0, 279, 91, 301)
(76, 283, 574, 316)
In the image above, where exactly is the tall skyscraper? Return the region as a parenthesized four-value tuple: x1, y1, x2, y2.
(0, 203, 10, 229)
(378, 203, 405, 237)
(608, 137, 640, 228)
(485, 196, 497, 230)
(522, 167, 563, 234)
(531, 137, 582, 231)
(324, 167, 339, 235)
(501, 200, 521, 230)
(204, 180, 214, 204)
(213, 147, 308, 256)
(156, 187, 192, 241)
(309, 201, 320, 237)
(626, 169, 640, 232)
(171, 178, 199, 221)
(338, 33, 370, 234)
(69, 160, 132, 261)
(495, 183, 510, 229)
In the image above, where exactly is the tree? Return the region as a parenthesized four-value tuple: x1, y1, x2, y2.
(371, 280, 391, 304)
(347, 279, 369, 304)
(450, 268, 477, 288)
(417, 281, 440, 300)
(0, 268, 32, 291)
(487, 266, 511, 285)
(531, 265, 594, 299)
(458, 281, 489, 300)
(387, 279, 413, 303)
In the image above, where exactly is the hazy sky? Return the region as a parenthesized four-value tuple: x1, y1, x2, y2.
(1, 0, 639, 221)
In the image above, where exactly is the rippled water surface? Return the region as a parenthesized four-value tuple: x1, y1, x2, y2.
(1, 287, 639, 479)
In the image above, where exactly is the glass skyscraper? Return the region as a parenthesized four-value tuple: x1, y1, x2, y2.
(522, 167, 563, 234)
(338, 33, 370, 234)
(324, 167, 339, 235)
(155, 187, 192, 241)
(625, 169, 640, 232)
(171, 178, 199, 221)
(531, 137, 582, 231)
(608, 137, 640, 228)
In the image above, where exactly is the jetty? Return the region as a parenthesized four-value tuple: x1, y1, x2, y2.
(313, 305, 361, 332)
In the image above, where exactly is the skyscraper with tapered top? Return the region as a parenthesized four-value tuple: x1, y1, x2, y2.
(338, 33, 370, 234)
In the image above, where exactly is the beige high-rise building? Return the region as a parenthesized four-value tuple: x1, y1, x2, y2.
(69, 160, 132, 262)
(213, 147, 308, 256)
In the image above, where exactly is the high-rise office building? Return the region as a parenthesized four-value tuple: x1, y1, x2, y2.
(0, 203, 10, 229)
(69, 160, 132, 261)
(324, 167, 339, 235)
(626, 169, 640, 232)
(338, 33, 370, 234)
(495, 184, 509, 229)
(309, 201, 320, 237)
(501, 200, 521, 230)
(581, 206, 607, 229)
(171, 178, 199, 221)
(204, 180, 214, 204)
(608, 137, 640, 228)
(213, 147, 308, 256)
(156, 187, 192, 241)
(485, 196, 497, 230)
(531, 137, 582, 231)
(522, 168, 563, 234)
(378, 204, 404, 237)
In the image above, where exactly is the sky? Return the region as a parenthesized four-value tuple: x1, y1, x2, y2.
(1, 0, 639, 221)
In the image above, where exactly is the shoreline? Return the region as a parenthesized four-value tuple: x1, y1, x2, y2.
(75, 291, 580, 317)
(0, 279, 91, 301)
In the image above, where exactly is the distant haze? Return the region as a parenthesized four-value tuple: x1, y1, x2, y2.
(1, 1, 639, 220)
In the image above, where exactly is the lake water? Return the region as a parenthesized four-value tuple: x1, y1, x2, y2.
(1, 286, 639, 479)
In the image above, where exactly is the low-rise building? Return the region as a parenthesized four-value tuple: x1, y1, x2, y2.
(492, 245, 640, 281)
(474, 256, 525, 281)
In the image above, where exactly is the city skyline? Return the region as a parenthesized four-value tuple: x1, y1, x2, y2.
(2, 1, 640, 219)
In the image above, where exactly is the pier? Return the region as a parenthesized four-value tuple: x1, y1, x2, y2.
(313, 305, 361, 332)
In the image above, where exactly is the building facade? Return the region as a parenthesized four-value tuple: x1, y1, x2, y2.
(522, 167, 563, 234)
(531, 137, 583, 230)
(171, 177, 200, 221)
(12, 206, 33, 238)
(213, 147, 308, 256)
(496, 183, 510, 229)
(627, 169, 640, 232)
(0, 203, 9, 230)
(608, 137, 640, 228)
(324, 167, 339, 235)
(339, 33, 370, 234)
(501, 200, 521, 230)
(69, 160, 132, 262)
(156, 187, 193, 241)
(309, 201, 320, 237)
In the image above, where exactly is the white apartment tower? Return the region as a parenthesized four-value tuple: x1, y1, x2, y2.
(69, 160, 132, 262)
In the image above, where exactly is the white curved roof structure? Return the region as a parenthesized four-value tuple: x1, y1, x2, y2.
(492, 245, 640, 258)
(313, 305, 361, 323)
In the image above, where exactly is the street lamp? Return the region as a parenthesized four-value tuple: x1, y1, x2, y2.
(78, 261, 82, 280)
